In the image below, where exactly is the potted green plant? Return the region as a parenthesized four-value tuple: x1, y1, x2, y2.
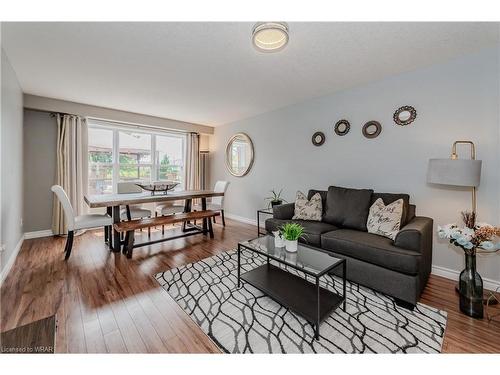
(280, 223, 304, 252)
(265, 189, 287, 209)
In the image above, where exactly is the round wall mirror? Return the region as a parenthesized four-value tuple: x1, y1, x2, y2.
(225, 133, 254, 177)
(393, 105, 417, 126)
(362, 121, 382, 139)
(334, 119, 350, 136)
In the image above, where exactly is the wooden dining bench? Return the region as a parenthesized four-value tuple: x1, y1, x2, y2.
(114, 210, 219, 258)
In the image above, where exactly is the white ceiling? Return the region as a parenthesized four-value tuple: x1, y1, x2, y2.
(2, 22, 498, 126)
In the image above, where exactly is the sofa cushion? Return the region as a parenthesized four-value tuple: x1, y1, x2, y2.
(323, 186, 373, 231)
(321, 229, 421, 275)
(293, 191, 322, 221)
(366, 198, 404, 240)
(307, 189, 328, 215)
(371, 193, 410, 227)
(265, 218, 338, 247)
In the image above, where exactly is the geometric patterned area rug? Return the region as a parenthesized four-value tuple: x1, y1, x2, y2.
(155, 249, 447, 353)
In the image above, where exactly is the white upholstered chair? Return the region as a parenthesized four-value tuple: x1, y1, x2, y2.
(155, 203, 184, 215)
(117, 182, 153, 236)
(152, 181, 185, 234)
(117, 182, 152, 220)
(193, 180, 229, 226)
(51, 185, 112, 260)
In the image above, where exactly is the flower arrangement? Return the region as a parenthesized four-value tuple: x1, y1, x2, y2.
(438, 211, 500, 255)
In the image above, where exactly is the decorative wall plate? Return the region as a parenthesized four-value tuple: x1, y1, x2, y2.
(362, 121, 382, 139)
(334, 119, 350, 136)
(393, 105, 417, 126)
(312, 132, 325, 146)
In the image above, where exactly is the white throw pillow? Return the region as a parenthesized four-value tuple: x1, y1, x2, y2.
(366, 198, 404, 240)
(292, 191, 322, 221)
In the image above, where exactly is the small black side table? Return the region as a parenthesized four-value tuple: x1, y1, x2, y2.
(256, 208, 273, 236)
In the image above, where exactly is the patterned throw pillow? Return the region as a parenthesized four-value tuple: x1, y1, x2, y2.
(292, 191, 322, 221)
(366, 198, 404, 240)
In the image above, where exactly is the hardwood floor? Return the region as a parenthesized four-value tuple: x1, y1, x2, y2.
(1, 219, 499, 353)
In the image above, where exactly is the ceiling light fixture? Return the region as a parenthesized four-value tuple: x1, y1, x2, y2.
(252, 22, 289, 52)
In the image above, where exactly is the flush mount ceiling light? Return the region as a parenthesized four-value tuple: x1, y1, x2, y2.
(252, 22, 289, 52)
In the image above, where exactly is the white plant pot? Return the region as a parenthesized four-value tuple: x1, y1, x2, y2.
(274, 237, 285, 248)
(284, 239, 298, 252)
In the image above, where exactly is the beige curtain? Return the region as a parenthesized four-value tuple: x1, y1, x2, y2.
(185, 132, 201, 191)
(52, 114, 88, 235)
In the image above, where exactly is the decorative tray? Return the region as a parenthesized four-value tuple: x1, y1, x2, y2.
(135, 182, 179, 195)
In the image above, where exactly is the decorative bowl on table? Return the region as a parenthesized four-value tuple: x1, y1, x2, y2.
(135, 182, 179, 195)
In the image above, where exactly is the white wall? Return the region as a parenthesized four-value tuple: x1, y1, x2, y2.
(24, 94, 214, 135)
(211, 46, 500, 284)
(23, 109, 57, 232)
(1, 48, 24, 279)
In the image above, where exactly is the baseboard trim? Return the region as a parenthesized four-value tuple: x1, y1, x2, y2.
(0, 235, 24, 286)
(431, 265, 500, 292)
(24, 229, 54, 239)
(224, 213, 261, 227)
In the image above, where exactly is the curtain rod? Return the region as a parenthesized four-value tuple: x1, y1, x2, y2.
(45, 111, 199, 135)
(87, 117, 199, 135)
(49, 111, 77, 117)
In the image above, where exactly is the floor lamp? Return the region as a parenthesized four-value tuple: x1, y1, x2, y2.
(427, 140, 493, 307)
(427, 140, 481, 215)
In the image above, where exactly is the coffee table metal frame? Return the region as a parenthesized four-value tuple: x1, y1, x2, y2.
(237, 237, 347, 340)
(256, 208, 273, 236)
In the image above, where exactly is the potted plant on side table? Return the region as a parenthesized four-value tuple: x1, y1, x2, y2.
(280, 223, 304, 253)
(265, 189, 287, 209)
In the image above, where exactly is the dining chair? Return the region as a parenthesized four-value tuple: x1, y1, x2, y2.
(153, 181, 185, 235)
(117, 182, 153, 237)
(193, 180, 229, 226)
(51, 185, 112, 260)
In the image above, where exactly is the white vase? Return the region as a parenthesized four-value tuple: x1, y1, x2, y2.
(274, 236, 285, 247)
(284, 239, 298, 252)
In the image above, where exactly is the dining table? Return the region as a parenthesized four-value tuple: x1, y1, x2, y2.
(84, 189, 224, 252)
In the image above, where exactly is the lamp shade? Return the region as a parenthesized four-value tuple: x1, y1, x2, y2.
(427, 159, 482, 187)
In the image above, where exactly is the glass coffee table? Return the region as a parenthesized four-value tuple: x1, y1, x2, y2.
(238, 235, 346, 340)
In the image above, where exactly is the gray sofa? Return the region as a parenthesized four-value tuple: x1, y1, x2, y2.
(265, 187, 433, 307)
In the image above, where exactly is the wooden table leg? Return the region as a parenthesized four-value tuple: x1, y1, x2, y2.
(105, 206, 112, 247)
(182, 199, 192, 232)
(201, 197, 208, 235)
(112, 205, 121, 252)
(124, 230, 135, 258)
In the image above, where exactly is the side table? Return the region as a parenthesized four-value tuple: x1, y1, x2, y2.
(256, 208, 273, 236)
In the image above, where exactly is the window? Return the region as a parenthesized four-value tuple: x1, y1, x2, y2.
(156, 134, 184, 182)
(119, 131, 152, 183)
(87, 121, 186, 195)
(88, 128, 113, 195)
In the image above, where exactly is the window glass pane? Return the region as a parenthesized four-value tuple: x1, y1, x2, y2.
(88, 128, 113, 163)
(87, 123, 186, 195)
(119, 165, 151, 183)
(88, 165, 113, 195)
(156, 135, 184, 185)
(88, 127, 113, 195)
(119, 131, 151, 163)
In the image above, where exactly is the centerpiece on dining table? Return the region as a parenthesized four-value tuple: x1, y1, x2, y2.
(135, 181, 179, 195)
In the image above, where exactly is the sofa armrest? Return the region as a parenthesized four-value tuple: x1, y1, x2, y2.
(272, 203, 295, 220)
(394, 216, 433, 253)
